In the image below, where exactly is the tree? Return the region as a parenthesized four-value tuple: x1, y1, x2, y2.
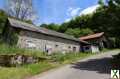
(40, 24, 48, 28)
(6, 0, 36, 21)
(98, 0, 104, 6)
(40, 23, 60, 31)
(65, 28, 93, 38)
(0, 10, 7, 33)
(79, 28, 94, 37)
(65, 28, 81, 38)
(58, 22, 69, 33)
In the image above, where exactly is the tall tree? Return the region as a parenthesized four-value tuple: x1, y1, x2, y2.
(98, 0, 104, 6)
(65, 28, 93, 38)
(0, 10, 7, 33)
(6, 0, 36, 21)
(58, 22, 69, 33)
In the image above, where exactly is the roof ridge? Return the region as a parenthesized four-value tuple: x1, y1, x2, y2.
(79, 32, 104, 40)
(8, 17, 80, 42)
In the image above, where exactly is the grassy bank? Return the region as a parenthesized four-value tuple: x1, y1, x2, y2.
(50, 52, 92, 64)
(0, 44, 96, 79)
(0, 62, 57, 79)
(0, 53, 93, 79)
(0, 44, 45, 57)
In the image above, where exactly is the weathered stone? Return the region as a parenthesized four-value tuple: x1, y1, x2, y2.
(17, 30, 80, 54)
(0, 55, 43, 67)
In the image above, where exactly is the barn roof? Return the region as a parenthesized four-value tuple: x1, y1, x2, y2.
(79, 32, 104, 41)
(8, 18, 81, 42)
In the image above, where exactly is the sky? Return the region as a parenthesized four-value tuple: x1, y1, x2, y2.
(0, 0, 100, 25)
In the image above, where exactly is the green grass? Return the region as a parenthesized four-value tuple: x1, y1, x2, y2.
(0, 44, 97, 79)
(0, 44, 56, 79)
(50, 52, 92, 64)
(0, 53, 92, 79)
(0, 62, 56, 79)
(0, 44, 45, 57)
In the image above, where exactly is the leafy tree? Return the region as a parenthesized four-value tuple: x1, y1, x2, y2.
(40, 24, 48, 28)
(79, 28, 94, 37)
(0, 10, 7, 33)
(41, 0, 120, 48)
(40, 23, 60, 31)
(65, 28, 81, 38)
(58, 22, 69, 33)
(98, 0, 104, 6)
(65, 28, 93, 38)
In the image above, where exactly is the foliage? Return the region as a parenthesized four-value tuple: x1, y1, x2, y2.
(58, 22, 69, 32)
(98, 0, 104, 6)
(0, 9, 7, 34)
(57, 15, 92, 33)
(0, 51, 92, 79)
(40, 0, 120, 48)
(50, 52, 92, 64)
(0, 9, 33, 39)
(40, 23, 60, 31)
(0, 62, 55, 79)
(40, 15, 93, 38)
(0, 44, 45, 57)
(65, 28, 81, 38)
(65, 28, 93, 38)
(86, 0, 120, 48)
(0, 43, 93, 79)
(50, 53, 66, 63)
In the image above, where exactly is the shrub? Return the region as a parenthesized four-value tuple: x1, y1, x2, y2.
(50, 53, 66, 62)
(0, 44, 45, 57)
(50, 52, 90, 63)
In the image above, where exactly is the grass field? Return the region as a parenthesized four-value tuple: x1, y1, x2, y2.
(0, 44, 95, 79)
(0, 62, 57, 79)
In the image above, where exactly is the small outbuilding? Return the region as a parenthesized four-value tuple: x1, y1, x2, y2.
(79, 32, 108, 53)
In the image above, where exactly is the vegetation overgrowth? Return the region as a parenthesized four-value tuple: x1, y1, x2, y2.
(0, 44, 94, 79)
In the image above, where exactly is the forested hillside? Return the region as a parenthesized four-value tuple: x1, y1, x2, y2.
(40, 0, 120, 48)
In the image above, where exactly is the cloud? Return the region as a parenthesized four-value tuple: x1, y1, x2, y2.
(80, 5, 100, 15)
(65, 18, 71, 22)
(67, 7, 81, 17)
(65, 7, 81, 22)
(65, 5, 100, 22)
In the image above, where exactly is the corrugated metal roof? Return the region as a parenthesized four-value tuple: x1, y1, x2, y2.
(8, 18, 80, 42)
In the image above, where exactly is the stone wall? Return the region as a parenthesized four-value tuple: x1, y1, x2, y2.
(0, 55, 45, 67)
(17, 30, 80, 54)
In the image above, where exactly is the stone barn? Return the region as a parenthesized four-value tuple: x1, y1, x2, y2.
(2, 18, 81, 54)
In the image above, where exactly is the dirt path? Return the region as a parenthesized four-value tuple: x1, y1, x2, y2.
(28, 50, 120, 79)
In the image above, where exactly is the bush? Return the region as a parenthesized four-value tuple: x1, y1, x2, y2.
(50, 52, 91, 63)
(0, 44, 45, 57)
(0, 43, 93, 79)
(50, 53, 66, 62)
